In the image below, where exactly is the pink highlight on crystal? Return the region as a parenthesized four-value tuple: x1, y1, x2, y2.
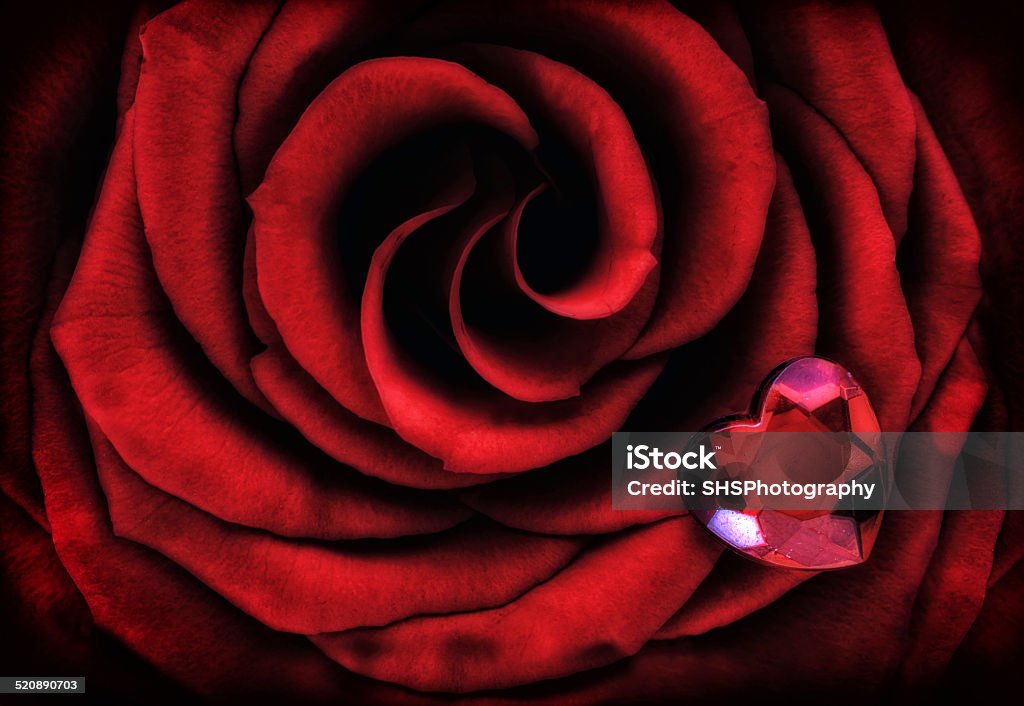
(692, 357, 888, 570)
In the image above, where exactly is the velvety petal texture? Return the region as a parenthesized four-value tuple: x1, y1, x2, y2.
(1, 0, 1022, 702)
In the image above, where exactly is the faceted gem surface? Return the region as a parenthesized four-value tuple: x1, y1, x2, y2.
(688, 357, 889, 570)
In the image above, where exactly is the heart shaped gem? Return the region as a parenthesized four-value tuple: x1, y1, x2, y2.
(687, 357, 889, 570)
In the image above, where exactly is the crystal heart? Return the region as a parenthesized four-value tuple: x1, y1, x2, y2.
(686, 357, 889, 570)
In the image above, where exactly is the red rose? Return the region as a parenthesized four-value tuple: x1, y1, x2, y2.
(2, 0, 1022, 702)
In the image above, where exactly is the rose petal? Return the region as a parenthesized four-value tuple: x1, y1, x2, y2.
(408, 0, 776, 357)
(505, 282, 987, 703)
(313, 517, 720, 692)
(678, 0, 756, 85)
(451, 184, 659, 402)
(0, 493, 101, 682)
(241, 223, 282, 347)
(629, 156, 816, 431)
(460, 444, 679, 534)
(133, 0, 278, 406)
(901, 96, 983, 420)
(897, 336, 993, 684)
(0, 0, 131, 528)
(899, 510, 1003, 687)
(234, 1, 420, 193)
(3, 236, 100, 667)
(990, 512, 1024, 587)
(53, 116, 468, 540)
(94, 430, 584, 635)
(948, 562, 1024, 685)
(249, 57, 539, 425)
(251, 344, 509, 489)
(882, 0, 1024, 431)
(114, 4, 153, 122)
(426, 42, 670, 406)
(249, 146, 511, 489)
(449, 44, 658, 320)
(766, 82, 920, 431)
(364, 202, 667, 471)
(654, 553, 813, 639)
(31, 235, 406, 704)
(741, 1, 915, 238)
